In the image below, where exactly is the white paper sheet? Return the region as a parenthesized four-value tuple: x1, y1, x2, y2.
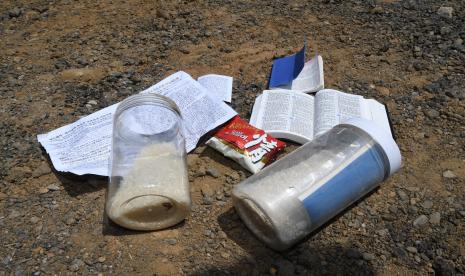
(37, 104, 118, 176)
(38, 71, 237, 176)
(198, 74, 233, 102)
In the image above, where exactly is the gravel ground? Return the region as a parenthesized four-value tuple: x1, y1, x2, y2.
(1, 0, 464, 275)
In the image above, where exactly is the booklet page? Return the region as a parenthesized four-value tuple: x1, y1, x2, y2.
(38, 71, 237, 176)
(270, 55, 324, 93)
(290, 55, 323, 92)
(365, 99, 392, 136)
(198, 74, 233, 102)
(252, 90, 314, 143)
(314, 89, 365, 136)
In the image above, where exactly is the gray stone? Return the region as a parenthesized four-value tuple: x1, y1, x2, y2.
(425, 109, 439, 119)
(454, 38, 463, 47)
(389, 205, 398, 214)
(63, 212, 76, 225)
(221, 47, 233, 53)
(362, 252, 375, 261)
(406, 246, 418, 254)
(220, 252, 230, 259)
(393, 247, 407, 259)
(69, 259, 84, 272)
(9, 7, 22, 18)
(422, 200, 433, 209)
(442, 170, 456, 178)
(87, 100, 98, 105)
(413, 215, 428, 227)
(206, 167, 220, 178)
(46, 184, 61, 191)
(202, 195, 212, 205)
(156, 9, 170, 20)
(165, 238, 177, 245)
(430, 212, 441, 225)
(194, 167, 206, 177)
(397, 190, 409, 201)
(440, 26, 452, 35)
(30, 216, 40, 224)
(77, 58, 89, 66)
(437, 7, 453, 18)
(370, 6, 384, 14)
(180, 47, 190, 54)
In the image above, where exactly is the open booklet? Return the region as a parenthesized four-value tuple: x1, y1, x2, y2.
(270, 55, 324, 93)
(249, 89, 392, 144)
(38, 71, 237, 176)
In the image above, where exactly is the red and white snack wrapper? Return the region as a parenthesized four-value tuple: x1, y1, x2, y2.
(206, 116, 286, 173)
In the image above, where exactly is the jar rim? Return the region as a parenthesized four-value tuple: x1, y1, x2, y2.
(114, 93, 181, 119)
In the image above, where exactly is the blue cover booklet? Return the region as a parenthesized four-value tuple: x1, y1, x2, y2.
(268, 45, 306, 88)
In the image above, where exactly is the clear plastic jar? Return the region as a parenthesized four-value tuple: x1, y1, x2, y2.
(232, 118, 401, 251)
(106, 94, 190, 230)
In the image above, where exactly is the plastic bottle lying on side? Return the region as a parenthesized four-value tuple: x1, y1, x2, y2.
(232, 118, 401, 251)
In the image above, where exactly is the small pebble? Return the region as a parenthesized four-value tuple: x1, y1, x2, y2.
(180, 47, 190, 54)
(422, 200, 433, 209)
(430, 212, 441, 225)
(362, 252, 375, 261)
(413, 215, 428, 227)
(206, 167, 220, 178)
(30, 216, 40, 224)
(202, 195, 213, 205)
(397, 190, 409, 201)
(437, 6, 453, 18)
(166, 238, 177, 245)
(46, 184, 61, 191)
(69, 259, 83, 272)
(442, 170, 456, 178)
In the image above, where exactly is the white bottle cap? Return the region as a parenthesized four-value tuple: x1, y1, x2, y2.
(341, 118, 401, 176)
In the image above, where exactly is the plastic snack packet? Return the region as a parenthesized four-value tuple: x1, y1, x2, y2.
(206, 116, 286, 173)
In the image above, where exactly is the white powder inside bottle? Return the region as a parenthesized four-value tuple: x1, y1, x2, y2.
(106, 142, 190, 230)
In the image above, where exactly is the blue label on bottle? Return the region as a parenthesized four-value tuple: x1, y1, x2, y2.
(301, 148, 384, 228)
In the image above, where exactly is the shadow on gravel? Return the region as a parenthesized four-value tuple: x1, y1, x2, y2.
(56, 173, 106, 196)
(215, 197, 378, 275)
(40, 148, 106, 197)
(194, 210, 376, 274)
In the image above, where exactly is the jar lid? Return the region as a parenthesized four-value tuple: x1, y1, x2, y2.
(341, 118, 401, 176)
